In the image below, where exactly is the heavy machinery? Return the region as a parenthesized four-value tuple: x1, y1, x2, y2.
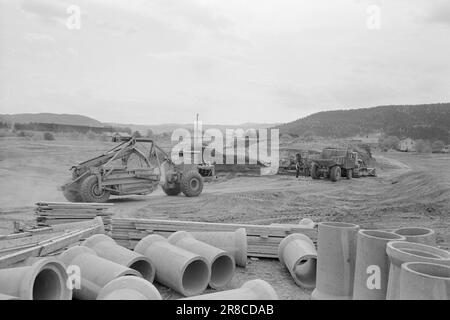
(59, 137, 214, 202)
(310, 148, 356, 182)
(352, 152, 377, 178)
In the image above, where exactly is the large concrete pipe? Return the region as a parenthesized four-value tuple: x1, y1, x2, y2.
(0, 258, 72, 300)
(181, 279, 279, 300)
(82, 234, 155, 282)
(311, 222, 359, 300)
(0, 294, 19, 300)
(353, 230, 406, 300)
(134, 234, 210, 296)
(190, 228, 247, 267)
(392, 227, 436, 245)
(277, 233, 317, 288)
(399, 262, 450, 300)
(386, 241, 450, 300)
(59, 245, 141, 300)
(97, 276, 162, 300)
(168, 231, 235, 289)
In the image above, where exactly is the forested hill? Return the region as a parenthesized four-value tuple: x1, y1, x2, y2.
(277, 103, 450, 143)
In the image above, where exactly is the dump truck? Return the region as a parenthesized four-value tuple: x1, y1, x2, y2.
(59, 137, 214, 202)
(310, 148, 356, 182)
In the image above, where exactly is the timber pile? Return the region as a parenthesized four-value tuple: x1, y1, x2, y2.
(112, 218, 317, 258)
(0, 217, 105, 268)
(35, 202, 113, 232)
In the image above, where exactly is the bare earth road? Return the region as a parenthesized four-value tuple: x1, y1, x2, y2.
(0, 138, 449, 299)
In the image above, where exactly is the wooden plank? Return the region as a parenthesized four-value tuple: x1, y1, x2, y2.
(0, 217, 105, 269)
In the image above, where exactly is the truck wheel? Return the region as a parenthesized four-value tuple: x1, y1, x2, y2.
(80, 175, 110, 203)
(310, 163, 320, 179)
(181, 170, 203, 197)
(162, 183, 181, 196)
(346, 169, 353, 180)
(63, 188, 83, 202)
(330, 166, 341, 182)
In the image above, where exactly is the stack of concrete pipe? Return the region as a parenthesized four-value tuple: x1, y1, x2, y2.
(309, 222, 450, 300)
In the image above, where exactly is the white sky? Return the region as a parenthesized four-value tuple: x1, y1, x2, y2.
(0, 0, 449, 125)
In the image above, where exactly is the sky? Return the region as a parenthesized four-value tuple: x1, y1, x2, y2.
(0, 0, 449, 125)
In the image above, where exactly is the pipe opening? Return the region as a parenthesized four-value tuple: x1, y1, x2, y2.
(294, 258, 317, 287)
(395, 228, 432, 236)
(321, 222, 357, 228)
(405, 263, 450, 279)
(210, 255, 234, 288)
(403, 249, 442, 259)
(129, 260, 154, 282)
(182, 260, 209, 295)
(361, 230, 403, 240)
(33, 268, 62, 300)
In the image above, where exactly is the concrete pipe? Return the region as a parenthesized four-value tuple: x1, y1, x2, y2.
(0, 258, 72, 300)
(82, 234, 155, 282)
(169, 231, 235, 289)
(134, 234, 210, 296)
(181, 279, 279, 300)
(386, 241, 450, 300)
(0, 294, 19, 300)
(190, 228, 248, 267)
(311, 222, 359, 300)
(392, 227, 436, 245)
(97, 276, 162, 300)
(59, 245, 142, 300)
(353, 230, 406, 300)
(277, 233, 317, 288)
(399, 262, 450, 300)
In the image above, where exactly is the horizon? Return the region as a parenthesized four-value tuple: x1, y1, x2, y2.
(1, 101, 449, 126)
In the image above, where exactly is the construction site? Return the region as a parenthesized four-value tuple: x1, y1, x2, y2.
(1, 0, 450, 309)
(0, 134, 449, 301)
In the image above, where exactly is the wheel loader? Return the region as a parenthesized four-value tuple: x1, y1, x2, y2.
(59, 137, 214, 202)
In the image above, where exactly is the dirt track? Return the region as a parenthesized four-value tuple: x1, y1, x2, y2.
(0, 138, 449, 299)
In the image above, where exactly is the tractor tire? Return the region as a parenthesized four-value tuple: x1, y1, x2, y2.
(330, 166, 341, 182)
(310, 163, 320, 179)
(63, 188, 83, 202)
(180, 170, 203, 197)
(79, 175, 110, 203)
(346, 169, 353, 180)
(162, 183, 181, 196)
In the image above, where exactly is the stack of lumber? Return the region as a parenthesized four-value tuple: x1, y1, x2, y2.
(112, 218, 317, 258)
(0, 217, 105, 268)
(35, 202, 113, 232)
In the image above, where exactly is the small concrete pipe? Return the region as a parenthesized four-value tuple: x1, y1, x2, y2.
(59, 245, 142, 300)
(277, 233, 317, 288)
(311, 222, 359, 300)
(353, 230, 406, 300)
(386, 241, 450, 300)
(392, 227, 436, 245)
(97, 276, 162, 300)
(0, 258, 72, 300)
(399, 262, 450, 300)
(190, 228, 248, 267)
(181, 279, 279, 300)
(82, 234, 155, 282)
(134, 234, 210, 296)
(168, 231, 235, 289)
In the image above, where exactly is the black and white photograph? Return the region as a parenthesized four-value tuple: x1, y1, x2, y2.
(0, 0, 449, 309)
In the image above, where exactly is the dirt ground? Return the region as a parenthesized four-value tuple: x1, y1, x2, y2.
(0, 137, 449, 299)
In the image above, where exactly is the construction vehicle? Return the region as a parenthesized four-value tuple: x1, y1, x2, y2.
(310, 148, 356, 182)
(352, 152, 377, 178)
(59, 137, 214, 202)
